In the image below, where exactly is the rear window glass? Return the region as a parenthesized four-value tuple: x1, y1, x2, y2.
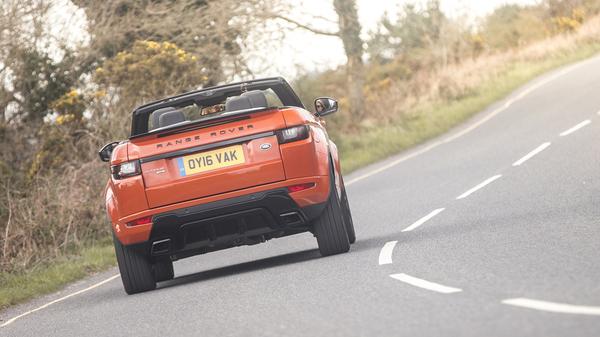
(148, 88, 283, 131)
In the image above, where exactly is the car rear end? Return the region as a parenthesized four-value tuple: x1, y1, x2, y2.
(104, 79, 354, 294)
(107, 106, 331, 261)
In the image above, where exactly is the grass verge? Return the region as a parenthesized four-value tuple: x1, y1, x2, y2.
(1, 42, 599, 313)
(339, 43, 600, 173)
(0, 239, 115, 310)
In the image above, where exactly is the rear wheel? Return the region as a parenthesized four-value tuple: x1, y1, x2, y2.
(341, 188, 356, 244)
(153, 259, 174, 282)
(113, 234, 156, 294)
(313, 169, 350, 256)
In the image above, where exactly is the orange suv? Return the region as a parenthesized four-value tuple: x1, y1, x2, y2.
(99, 77, 355, 294)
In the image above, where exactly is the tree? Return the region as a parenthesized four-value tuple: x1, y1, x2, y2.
(333, 0, 365, 119)
(3, 49, 77, 123)
(73, 0, 270, 86)
(0, 0, 76, 123)
(481, 5, 546, 49)
(91, 40, 210, 137)
(265, 0, 366, 120)
(367, 1, 446, 64)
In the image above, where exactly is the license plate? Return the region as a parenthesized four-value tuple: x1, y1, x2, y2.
(176, 145, 245, 176)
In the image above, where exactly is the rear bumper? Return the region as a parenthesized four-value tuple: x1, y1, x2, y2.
(112, 175, 330, 245)
(140, 188, 326, 260)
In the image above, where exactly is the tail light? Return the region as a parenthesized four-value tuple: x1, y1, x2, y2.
(126, 216, 152, 227)
(276, 125, 309, 144)
(111, 160, 141, 179)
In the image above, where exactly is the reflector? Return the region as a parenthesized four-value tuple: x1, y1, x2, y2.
(127, 216, 152, 227)
(287, 182, 315, 193)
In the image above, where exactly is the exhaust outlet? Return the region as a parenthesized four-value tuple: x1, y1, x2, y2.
(279, 211, 302, 226)
(151, 238, 171, 255)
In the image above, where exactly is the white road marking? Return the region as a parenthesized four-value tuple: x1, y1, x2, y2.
(442, 64, 582, 144)
(502, 298, 600, 316)
(512, 142, 551, 166)
(456, 175, 502, 200)
(402, 208, 445, 232)
(345, 60, 587, 187)
(390, 273, 462, 294)
(559, 119, 591, 136)
(1, 274, 120, 327)
(378, 241, 398, 265)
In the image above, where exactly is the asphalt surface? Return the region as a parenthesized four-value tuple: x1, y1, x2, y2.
(2, 55, 600, 337)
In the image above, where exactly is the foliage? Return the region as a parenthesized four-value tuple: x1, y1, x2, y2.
(73, 0, 271, 85)
(0, 239, 115, 309)
(51, 89, 86, 119)
(368, 0, 447, 63)
(1, 48, 78, 123)
(89, 40, 209, 139)
(481, 5, 548, 49)
(95, 40, 208, 103)
(552, 8, 586, 32)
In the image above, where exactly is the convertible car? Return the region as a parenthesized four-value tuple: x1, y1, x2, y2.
(99, 77, 355, 294)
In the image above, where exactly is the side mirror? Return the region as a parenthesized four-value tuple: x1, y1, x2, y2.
(314, 97, 338, 117)
(98, 141, 120, 162)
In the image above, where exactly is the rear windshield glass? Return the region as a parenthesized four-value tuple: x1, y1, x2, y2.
(148, 88, 283, 131)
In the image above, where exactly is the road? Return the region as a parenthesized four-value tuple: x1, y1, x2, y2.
(2, 55, 600, 337)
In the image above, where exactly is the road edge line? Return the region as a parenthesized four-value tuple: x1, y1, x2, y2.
(345, 59, 588, 187)
(1, 274, 120, 328)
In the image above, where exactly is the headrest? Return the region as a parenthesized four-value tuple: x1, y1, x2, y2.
(150, 107, 176, 130)
(158, 110, 186, 128)
(225, 96, 252, 112)
(241, 90, 268, 108)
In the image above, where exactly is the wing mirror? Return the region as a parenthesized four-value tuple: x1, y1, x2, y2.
(314, 97, 338, 117)
(98, 141, 120, 162)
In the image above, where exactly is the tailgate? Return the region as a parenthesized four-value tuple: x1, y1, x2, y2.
(134, 111, 286, 208)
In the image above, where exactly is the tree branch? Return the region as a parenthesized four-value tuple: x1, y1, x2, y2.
(270, 14, 339, 37)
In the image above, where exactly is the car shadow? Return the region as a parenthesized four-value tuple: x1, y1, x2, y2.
(156, 227, 420, 292)
(158, 248, 322, 290)
(83, 221, 492, 301)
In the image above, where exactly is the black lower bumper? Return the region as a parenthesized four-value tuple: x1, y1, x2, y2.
(146, 188, 326, 260)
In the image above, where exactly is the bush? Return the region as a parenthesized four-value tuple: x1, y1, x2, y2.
(0, 40, 207, 272)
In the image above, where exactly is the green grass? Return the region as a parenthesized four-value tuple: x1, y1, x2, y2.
(0, 239, 115, 310)
(2, 42, 600, 313)
(339, 43, 600, 173)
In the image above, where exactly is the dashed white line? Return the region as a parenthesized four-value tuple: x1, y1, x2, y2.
(344, 60, 588, 187)
(402, 208, 445, 232)
(512, 142, 551, 166)
(1, 274, 120, 327)
(378, 241, 398, 265)
(559, 119, 591, 136)
(502, 298, 600, 316)
(442, 62, 584, 144)
(456, 175, 502, 200)
(390, 273, 462, 294)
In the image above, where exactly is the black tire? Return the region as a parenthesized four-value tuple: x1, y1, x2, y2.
(113, 234, 156, 294)
(153, 259, 174, 282)
(341, 188, 356, 244)
(313, 169, 350, 256)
